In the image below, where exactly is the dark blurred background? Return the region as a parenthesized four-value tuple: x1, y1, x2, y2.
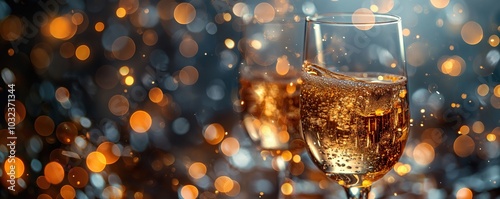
(0, 0, 499, 198)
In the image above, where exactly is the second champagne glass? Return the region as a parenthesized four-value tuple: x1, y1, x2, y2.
(239, 15, 305, 198)
(300, 13, 410, 199)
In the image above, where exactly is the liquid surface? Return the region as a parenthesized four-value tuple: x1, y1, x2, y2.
(301, 64, 409, 187)
(239, 71, 302, 150)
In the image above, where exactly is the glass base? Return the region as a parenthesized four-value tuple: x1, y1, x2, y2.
(344, 186, 371, 199)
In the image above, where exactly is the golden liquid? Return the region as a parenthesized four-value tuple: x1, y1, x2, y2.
(301, 64, 409, 187)
(239, 74, 302, 150)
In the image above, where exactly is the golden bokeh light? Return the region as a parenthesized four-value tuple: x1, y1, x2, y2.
(370, 0, 394, 13)
(119, 66, 130, 76)
(224, 38, 235, 49)
(489, 35, 499, 47)
(413, 143, 435, 165)
(0, 15, 23, 41)
(494, 85, 500, 97)
(68, 167, 89, 188)
(60, 185, 76, 199)
(223, 13, 232, 22)
(97, 142, 121, 164)
(276, 55, 290, 76)
(109, 94, 130, 116)
(35, 115, 55, 136)
(174, 3, 196, 25)
(352, 8, 375, 31)
(220, 137, 240, 156)
(188, 162, 207, 179)
(286, 82, 297, 95)
(49, 15, 77, 40)
(454, 135, 475, 157)
(281, 182, 293, 196)
(456, 187, 473, 199)
(232, 2, 249, 17)
(143, 29, 158, 46)
(36, 176, 51, 189)
(116, 7, 127, 18)
(125, 75, 135, 85)
(86, 151, 107, 172)
(459, 125, 470, 135)
(44, 161, 65, 184)
(403, 28, 411, 37)
(394, 162, 412, 176)
(112, 36, 136, 60)
(71, 12, 84, 25)
(203, 123, 225, 145)
(56, 122, 78, 144)
(254, 3, 275, 23)
(179, 38, 198, 58)
(102, 186, 124, 199)
(421, 128, 444, 147)
(438, 56, 466, 76)
(95, 22, 105, 32)
(149, 87, 164, 103)
(163, 154, 176, 167)
(281, 150, 293, 162)
(493, 127, 500, 137)
(486, 134, 496, 142)
(172, 179, 179, 187)
(430, 0, 450, 9)
(226, 180, 241, 197)
(55, 87, 70, 103)
(3, 157, 25, 178)
(180, 184, 199, 199)
(38, 194, 52, 199)
(472, 121, 484, 134)
(461, 21, 483, 45)
(75, 45, 91, 61)
(292, 154, 301, 163)
(214, 176, 234, 193)
(7, 48, 14, 56)
(179, 65, 199, 85)
(130, 110, 152, 133)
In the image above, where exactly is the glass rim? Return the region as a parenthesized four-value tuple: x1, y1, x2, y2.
(306, 13, 401, 25)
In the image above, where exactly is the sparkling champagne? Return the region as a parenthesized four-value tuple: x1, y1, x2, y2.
(239, 72, 302, 150)
(300, 64, 409, 187)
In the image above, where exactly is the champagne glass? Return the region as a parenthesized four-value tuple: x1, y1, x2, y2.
(300, 13, 409, 199)
(239, 15, 305, 198)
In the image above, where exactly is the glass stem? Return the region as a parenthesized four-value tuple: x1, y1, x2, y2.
(344, 186, 371, 199)
(275, 155, 290, 199)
